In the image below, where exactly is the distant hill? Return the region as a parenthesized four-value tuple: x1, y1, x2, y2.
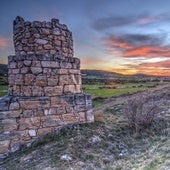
(81, 69, 123, 79)
(0, 64, 8, 75)
(0, 64, 8, 85)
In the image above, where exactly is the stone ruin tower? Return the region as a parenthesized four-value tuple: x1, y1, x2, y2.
(0, 16, 93, 158)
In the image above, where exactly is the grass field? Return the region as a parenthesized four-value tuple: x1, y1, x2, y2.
(82, 82, 168, 98)
(0, 85, 8, 97)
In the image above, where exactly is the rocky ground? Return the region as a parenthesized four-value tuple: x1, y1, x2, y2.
(0, 85, 170, 170)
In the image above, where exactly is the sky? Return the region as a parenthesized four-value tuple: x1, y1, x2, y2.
(0, 0, 170, 76)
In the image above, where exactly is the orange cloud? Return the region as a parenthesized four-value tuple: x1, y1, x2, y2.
(105, 35, 131, 49)
(81, 58, 108, 70)
(0, 58, 7, 64)
(0, 38, 8, 47)
(123, 46, 170, 58)
(121, 60, 170, 76)
(105, 35, 170, 58)
(137, 16, 157, 25)
(81, 58, 106, 65)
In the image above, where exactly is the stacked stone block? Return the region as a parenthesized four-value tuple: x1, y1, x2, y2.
(0, 16, 93, 158)
(8, 54, 82, 97)
(0, 93, 93, 158)
(13, 16, 73, 57)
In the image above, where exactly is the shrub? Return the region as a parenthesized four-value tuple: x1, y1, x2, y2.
(124, 92, 162, 135)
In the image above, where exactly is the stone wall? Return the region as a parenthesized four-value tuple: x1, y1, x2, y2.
(0, 93, 93, 158)
(8, 54, 82, 97)
(13, 16, 73, 57)
(0, 16, 93, 158)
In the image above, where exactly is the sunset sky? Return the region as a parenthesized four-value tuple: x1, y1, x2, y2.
(0, 0, 170, 76)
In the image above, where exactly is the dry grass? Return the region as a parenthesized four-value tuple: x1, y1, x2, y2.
(0, 86, 169, 170)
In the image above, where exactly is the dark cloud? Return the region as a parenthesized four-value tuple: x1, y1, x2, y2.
(118, 34, 165, 46)
(91, 13, 170, 31)
(104, 33, 170, 58)
(92, 16, 133, 31)
(105, 33, 166, 49)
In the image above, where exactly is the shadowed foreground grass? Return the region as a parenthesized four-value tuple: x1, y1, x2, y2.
(0, 86, 169, 170)
(0, 86, 8, 97)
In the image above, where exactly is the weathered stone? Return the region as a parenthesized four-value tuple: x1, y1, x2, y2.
(24, 60, 32, 66)
(53, 28, 60, 35)
(44, 109, 49, 116)
(32, 61, 41, 67)
(0, 140, 10, 153)
(12, 85, 20, 96)
(9, 102, 20, 110)
(22, 86, 32, 96)
(9, 62, 17, 69)
(25, 74, 35, 85)
(41, 61, 59, 68)
(60, 154, 72, 161)
(35, 75, 47, 87)
(75, 94, 86, 105)
(15, 74, 23, 85)
(8, 75, 15, 85)
(65, 106, 74, 114)
(0, 110, 21, 119)
(33, 21, 42, 27)
(49, 108, 57, 115)
(56, 106, 66, 114)
(0, 96, 11, 111)
(31, 67, 42, 74)
(10, 141, 21, 152)
(19, 117, 40, 130)
(48, 106, 66, 115)
(54, 40, 61, 46)
(0, 131, 17, 141)
(37, 128, 52, 136)
(60, 62, 72, 69)
(50, 50, 57, 54)
(86, 109, 94, 123)
(12, 69, 20, 74)
(50, 96, 67, 107)
(43, 67, 51, 73)
(28, 130, 36, 137)
(69, 75, 77, 84)
(41, 28, 50, 34)
(33, 108, 44, 116)
(79, 112, 86, 121)
(23, 110, 33, 118)
(21, 67, 29, 74)
(56, 69, 68, 74)
(17, 61, 23, 68)
(63, 114, 79, 123)
(64, 85, 75, 93)
(20, 99, 50, 109)
(44, 86, 63, 96)
(35, 39, 48, 45)
(74, 105, 86, 112)
(68, 69, 80, 74)
(75, 85, 82, 93)
(33, 33, 40, 38)
(59, 75, 69, 85)
(17, 130, 29, 140)
(2, 119, 17, 131)
(42, 115, 63, 127)
(32, 86, 44, 96)
(44, 44, 53, 50)
(47, 77, 58, 86)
